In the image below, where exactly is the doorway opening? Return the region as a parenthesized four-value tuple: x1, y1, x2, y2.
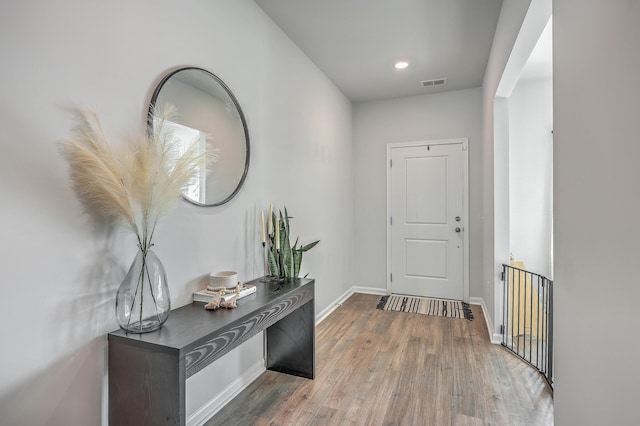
(493, 9, 554, 388)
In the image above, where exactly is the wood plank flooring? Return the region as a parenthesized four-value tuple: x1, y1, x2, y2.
(206, 293, 553, 425)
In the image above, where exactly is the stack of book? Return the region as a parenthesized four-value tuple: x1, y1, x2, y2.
(193, 284, 256, 304)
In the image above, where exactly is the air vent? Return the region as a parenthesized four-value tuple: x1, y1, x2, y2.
(420, 78, 447, 88)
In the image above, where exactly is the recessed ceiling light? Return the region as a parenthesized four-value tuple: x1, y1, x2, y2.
(394, 61, 409, 70)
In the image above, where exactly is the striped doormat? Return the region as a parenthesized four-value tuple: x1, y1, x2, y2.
(377, 294, 474, 320)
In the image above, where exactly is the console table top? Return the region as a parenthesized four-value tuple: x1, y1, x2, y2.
(108, 277, 313, 353)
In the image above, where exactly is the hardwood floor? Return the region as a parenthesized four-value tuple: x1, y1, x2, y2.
(206, 293, 553, 426)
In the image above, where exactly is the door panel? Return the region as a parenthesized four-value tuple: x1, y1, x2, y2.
(406, 157, 447, 224)
(405, 239, 447, 278)
(390, 143, 464, 300)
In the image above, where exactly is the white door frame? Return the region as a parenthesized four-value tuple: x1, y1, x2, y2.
(386, 138, 470, 301)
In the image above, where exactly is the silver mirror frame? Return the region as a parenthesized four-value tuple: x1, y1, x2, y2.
(148, 67, 250, 207)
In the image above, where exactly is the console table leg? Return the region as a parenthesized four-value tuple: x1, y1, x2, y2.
(266, 299, 315, 379)
(109, 340, 185, 425)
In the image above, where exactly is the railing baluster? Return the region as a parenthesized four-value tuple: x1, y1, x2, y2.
(540, 276, 546, 375)
(522, 270, 526, 360)
(516, 268, 520, 355)
(511, 268, 515, 352)
(528, 272, 532, 362)
(537, 275, 541, 368)
(512, 267, 516, 353)
(502, 264, 507, 346)
(548, 278, 553, 382)
(528, 271, 532, 363)
(543, 277, 548, 375)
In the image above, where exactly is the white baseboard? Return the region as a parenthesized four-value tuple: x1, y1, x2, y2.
(315, 286, 388, 325)
(315, 287, 354, 325)
(468, 297, 501, 344)
(352, 286, 388, 296)
(187, 360, 265, 426)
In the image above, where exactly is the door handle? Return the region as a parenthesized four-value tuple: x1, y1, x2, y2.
(455, 227, 462, 233)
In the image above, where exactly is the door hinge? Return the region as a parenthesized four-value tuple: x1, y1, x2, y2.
(499, 324, 505, 334)
(390, 216, 393, 225)
(390, 273, 393, 282)
(390, 159, 392, 168)
(500, 271, 505, 281)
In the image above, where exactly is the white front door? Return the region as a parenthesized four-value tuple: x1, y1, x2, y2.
(388, 141, 467, 300)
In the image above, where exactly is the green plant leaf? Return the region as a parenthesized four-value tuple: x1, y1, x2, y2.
(268, 248, 279, 277)
(274, 215, 292, 278)
(284, 206, 290, 236)
(271, 210, 277, 236)
(293, 249, 303, 278)
(300, 240, 320, 252)
(288, 253, 295, 277)
(283, 232, 294, 278)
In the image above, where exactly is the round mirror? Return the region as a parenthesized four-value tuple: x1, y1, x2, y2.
(149, 67, 250, 206)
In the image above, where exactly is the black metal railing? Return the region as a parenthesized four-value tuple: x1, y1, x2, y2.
(501, 264, 553, 387)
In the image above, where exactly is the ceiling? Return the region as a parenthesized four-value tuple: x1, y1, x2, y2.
(255, 0, 504, 103)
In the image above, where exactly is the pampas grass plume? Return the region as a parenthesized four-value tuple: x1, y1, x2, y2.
(60, 106, 217, 247)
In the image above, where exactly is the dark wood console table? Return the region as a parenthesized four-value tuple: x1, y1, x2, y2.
(108, 277, 314, 426)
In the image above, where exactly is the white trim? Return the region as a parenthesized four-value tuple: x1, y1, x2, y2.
(315, 286, 355, 325)
(187, 360, 265, 426)
(469, 297, 501, 344)
(315, 286, 388, 325)
(386, 138, 470, 302)
(351, 286, 388, 296)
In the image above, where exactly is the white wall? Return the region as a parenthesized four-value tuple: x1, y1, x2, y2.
(353, 88, 483, 296)
(509, 78, 553, 278)
(0, 1, 353, 424)
(554, 0, 640, 424)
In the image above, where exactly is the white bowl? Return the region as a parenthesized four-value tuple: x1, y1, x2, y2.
(210, 271, 238, 289)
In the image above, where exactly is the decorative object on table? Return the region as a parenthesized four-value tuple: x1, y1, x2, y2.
(209, 270, 238, 288)
(259, 203, 274, 281)
(205, 293, 238, 310)
(377, 295, 474, 320)
(60, 106, 218, 333)
(193, 281, 256, 304)
(259, 206, 319, 280)
(199, 281, 255, 310)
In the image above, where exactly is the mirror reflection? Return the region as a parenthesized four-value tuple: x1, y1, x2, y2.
(149, 67, 250, 206)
